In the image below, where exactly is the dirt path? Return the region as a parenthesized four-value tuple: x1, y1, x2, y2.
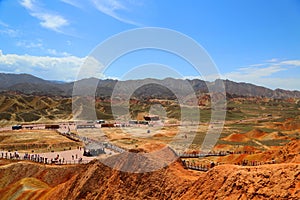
(252, 139, 270, 150)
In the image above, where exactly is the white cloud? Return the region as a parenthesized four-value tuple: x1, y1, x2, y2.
(248, 63, 266, 67)
(91, 0, 142, 26)
(280, 60, 300, 67)
(226, 65, 286, 79)
(265, 58, 279, 63)
(16, 40, 43, 48)
(250, 77, 300, 91)
(0, 20, 9, 27)
(223, 59, 300, 90)
(0, 20, 20, 37)
(60, 0, 84, 9)
(20, 0, 69, 32)
(60, 0, 144, 26)
(20, 0, 35, 9)
(77, 56, 106, 80)
(0, 28, 20, 37)
(0, 51, 84, 81)
(0, 51, 114, 82)
(47, 48, 71, 57)
(32, 13, 69, 31)
(16, 39, 71, 57)
(0, 50, 298, 89)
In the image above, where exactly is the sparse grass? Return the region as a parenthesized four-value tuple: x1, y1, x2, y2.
(216, 139, 260, 147)
(119, 138, 139, 145)
(19, 111, 41, 122)
(96, 110, 113, 119)
(199, 109, 211, 122)
(191, 131, 206, 145)
(257, 128, 277, 133)
(287, 132, 300, 140)
(227, 123, 255, 133)
(225, 111, 246, 121)
(0, 113, 11, 120)
(260, 139, 290, 146)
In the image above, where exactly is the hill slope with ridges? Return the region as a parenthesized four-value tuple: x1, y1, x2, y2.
(0, 140, 299, 199)
(1, 73, 300, 98)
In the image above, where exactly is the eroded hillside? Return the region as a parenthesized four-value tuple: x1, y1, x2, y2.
(0, 140, 299, 200)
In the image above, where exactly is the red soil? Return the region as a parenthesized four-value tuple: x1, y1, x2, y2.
(223, 133, 250, 142)
(245, 129, 267, 139)
(0, 141, 299, 199)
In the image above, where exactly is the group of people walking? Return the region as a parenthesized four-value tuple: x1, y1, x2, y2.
(0, 150, 86, 165)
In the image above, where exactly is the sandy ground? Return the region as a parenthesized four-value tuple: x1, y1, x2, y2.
(73, 124, 210, 152)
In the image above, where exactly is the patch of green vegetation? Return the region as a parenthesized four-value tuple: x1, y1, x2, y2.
(96, 111, 113, 120)
(216, 139, 260, 147)
(119, 139, 139, 145)
(191, 131, 206, 145)
(199, 109, 211, 122)
(287, 132, 300, 140)
(110, 106, 129, 116)
(47, 115, 56, 120)
(22, 95, 36, 103)
(19, 111, 41, 122)
(0, 112, 12, 120)
(273, 117, 286, 122)
(281, 110, 300, 118)
(260, 139, 290, 146)
(166, 104, 180, 119)
(15, 114, 22, 122)
(227, 123, 255, 133)
(182, 107, 201, 121)
(225, 111, 247, 121)
(257, 128, 276, 133)
(57, 103, 72, 112)
(128, 103, 150, 118)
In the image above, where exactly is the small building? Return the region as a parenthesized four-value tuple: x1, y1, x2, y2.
(138, 121, 149, 125)
(24, 126, 34, 130)
(144, 115, 160, 121)
(12, 125, 22, 130)
(76, 124, 96, 129)
(96, 120, 105, 124)
(83, 143, 105, 156)
(129, 120, 138, 125)
(45, 124, 60, 129)
(101, 123, 114, 128)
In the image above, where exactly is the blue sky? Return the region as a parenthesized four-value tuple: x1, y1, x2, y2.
(0, 0, 299, 90)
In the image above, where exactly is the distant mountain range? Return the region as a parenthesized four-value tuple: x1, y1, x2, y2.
(0, 73, 300, 99)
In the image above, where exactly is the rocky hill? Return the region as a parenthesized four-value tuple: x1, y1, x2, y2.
(1, 73, 300, 99)
(0, 94, 73, 124)
(0, 140, 299, 199)
(0, 73, 49, 88)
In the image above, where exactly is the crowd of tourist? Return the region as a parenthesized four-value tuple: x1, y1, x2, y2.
(0, 150, 87, 165)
